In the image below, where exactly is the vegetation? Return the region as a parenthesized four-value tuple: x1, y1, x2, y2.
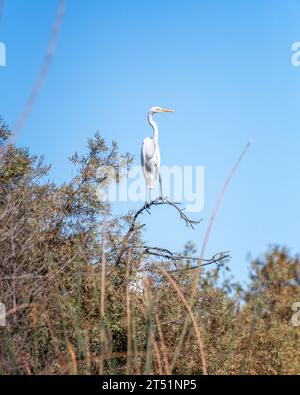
(0, 117, 299, 375)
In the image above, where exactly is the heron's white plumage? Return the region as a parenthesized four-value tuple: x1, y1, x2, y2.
(141, 136, 160, 189)
(141, 106, 174, 201)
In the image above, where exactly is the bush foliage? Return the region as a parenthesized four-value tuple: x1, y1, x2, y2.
(0, 118, 299, 375)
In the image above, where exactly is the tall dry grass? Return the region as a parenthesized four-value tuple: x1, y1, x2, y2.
(1, 121, 300, 375)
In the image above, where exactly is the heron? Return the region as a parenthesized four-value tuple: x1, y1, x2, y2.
(141, 106, 174, 204)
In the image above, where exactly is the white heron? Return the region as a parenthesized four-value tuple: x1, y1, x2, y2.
(141, 106, 174, 204)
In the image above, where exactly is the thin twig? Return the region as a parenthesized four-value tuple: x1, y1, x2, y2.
(12, 0, 65, 140)
(154, 312, 171, 375)
(126, 250, 133, 375)
(171, 141, 252, 371)
(100, 217, 108, 375)
(199, 141, 252, 267)
(0, 0, 5, 24)
(159, 268, 208, 375)
(143, 246, 230, 270)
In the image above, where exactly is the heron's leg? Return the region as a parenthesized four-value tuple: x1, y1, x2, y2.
(159, 173, 163, 199)
(144, 185, 148, 207)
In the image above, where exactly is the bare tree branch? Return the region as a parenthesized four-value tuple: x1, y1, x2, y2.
(130, 197, 201, 231)
(143, 246, 230, 271)
(116, 197, 202, 265)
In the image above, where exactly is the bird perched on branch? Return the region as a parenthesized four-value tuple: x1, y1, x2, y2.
(141, 106, 174, 204)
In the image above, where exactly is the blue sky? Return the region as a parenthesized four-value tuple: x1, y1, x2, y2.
(1, 0, 299, 283)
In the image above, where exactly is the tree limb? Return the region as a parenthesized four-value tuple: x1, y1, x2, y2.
(143, 246, 230, 271)
(116, 197, 202, 265)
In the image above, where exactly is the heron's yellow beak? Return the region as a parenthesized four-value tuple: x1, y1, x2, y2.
(160, 108, 175, 113)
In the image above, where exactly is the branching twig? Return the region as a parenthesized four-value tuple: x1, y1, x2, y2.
(116, 197, 202, 265)
(143, 246, 230, 271)
(130, 197, 201, 231)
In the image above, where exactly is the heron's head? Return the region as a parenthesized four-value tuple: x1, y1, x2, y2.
(148, 106, 175, 115)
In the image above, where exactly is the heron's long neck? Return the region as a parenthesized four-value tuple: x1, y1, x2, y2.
(148, 113, 158, 144)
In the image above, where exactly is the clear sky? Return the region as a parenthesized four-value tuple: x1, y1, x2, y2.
(1, 0, 299, 283)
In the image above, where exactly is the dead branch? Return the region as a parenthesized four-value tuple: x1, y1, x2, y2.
(130, 197, 201, 231)
(116, 197, 202, 265)
(143, 246, 230, 271)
